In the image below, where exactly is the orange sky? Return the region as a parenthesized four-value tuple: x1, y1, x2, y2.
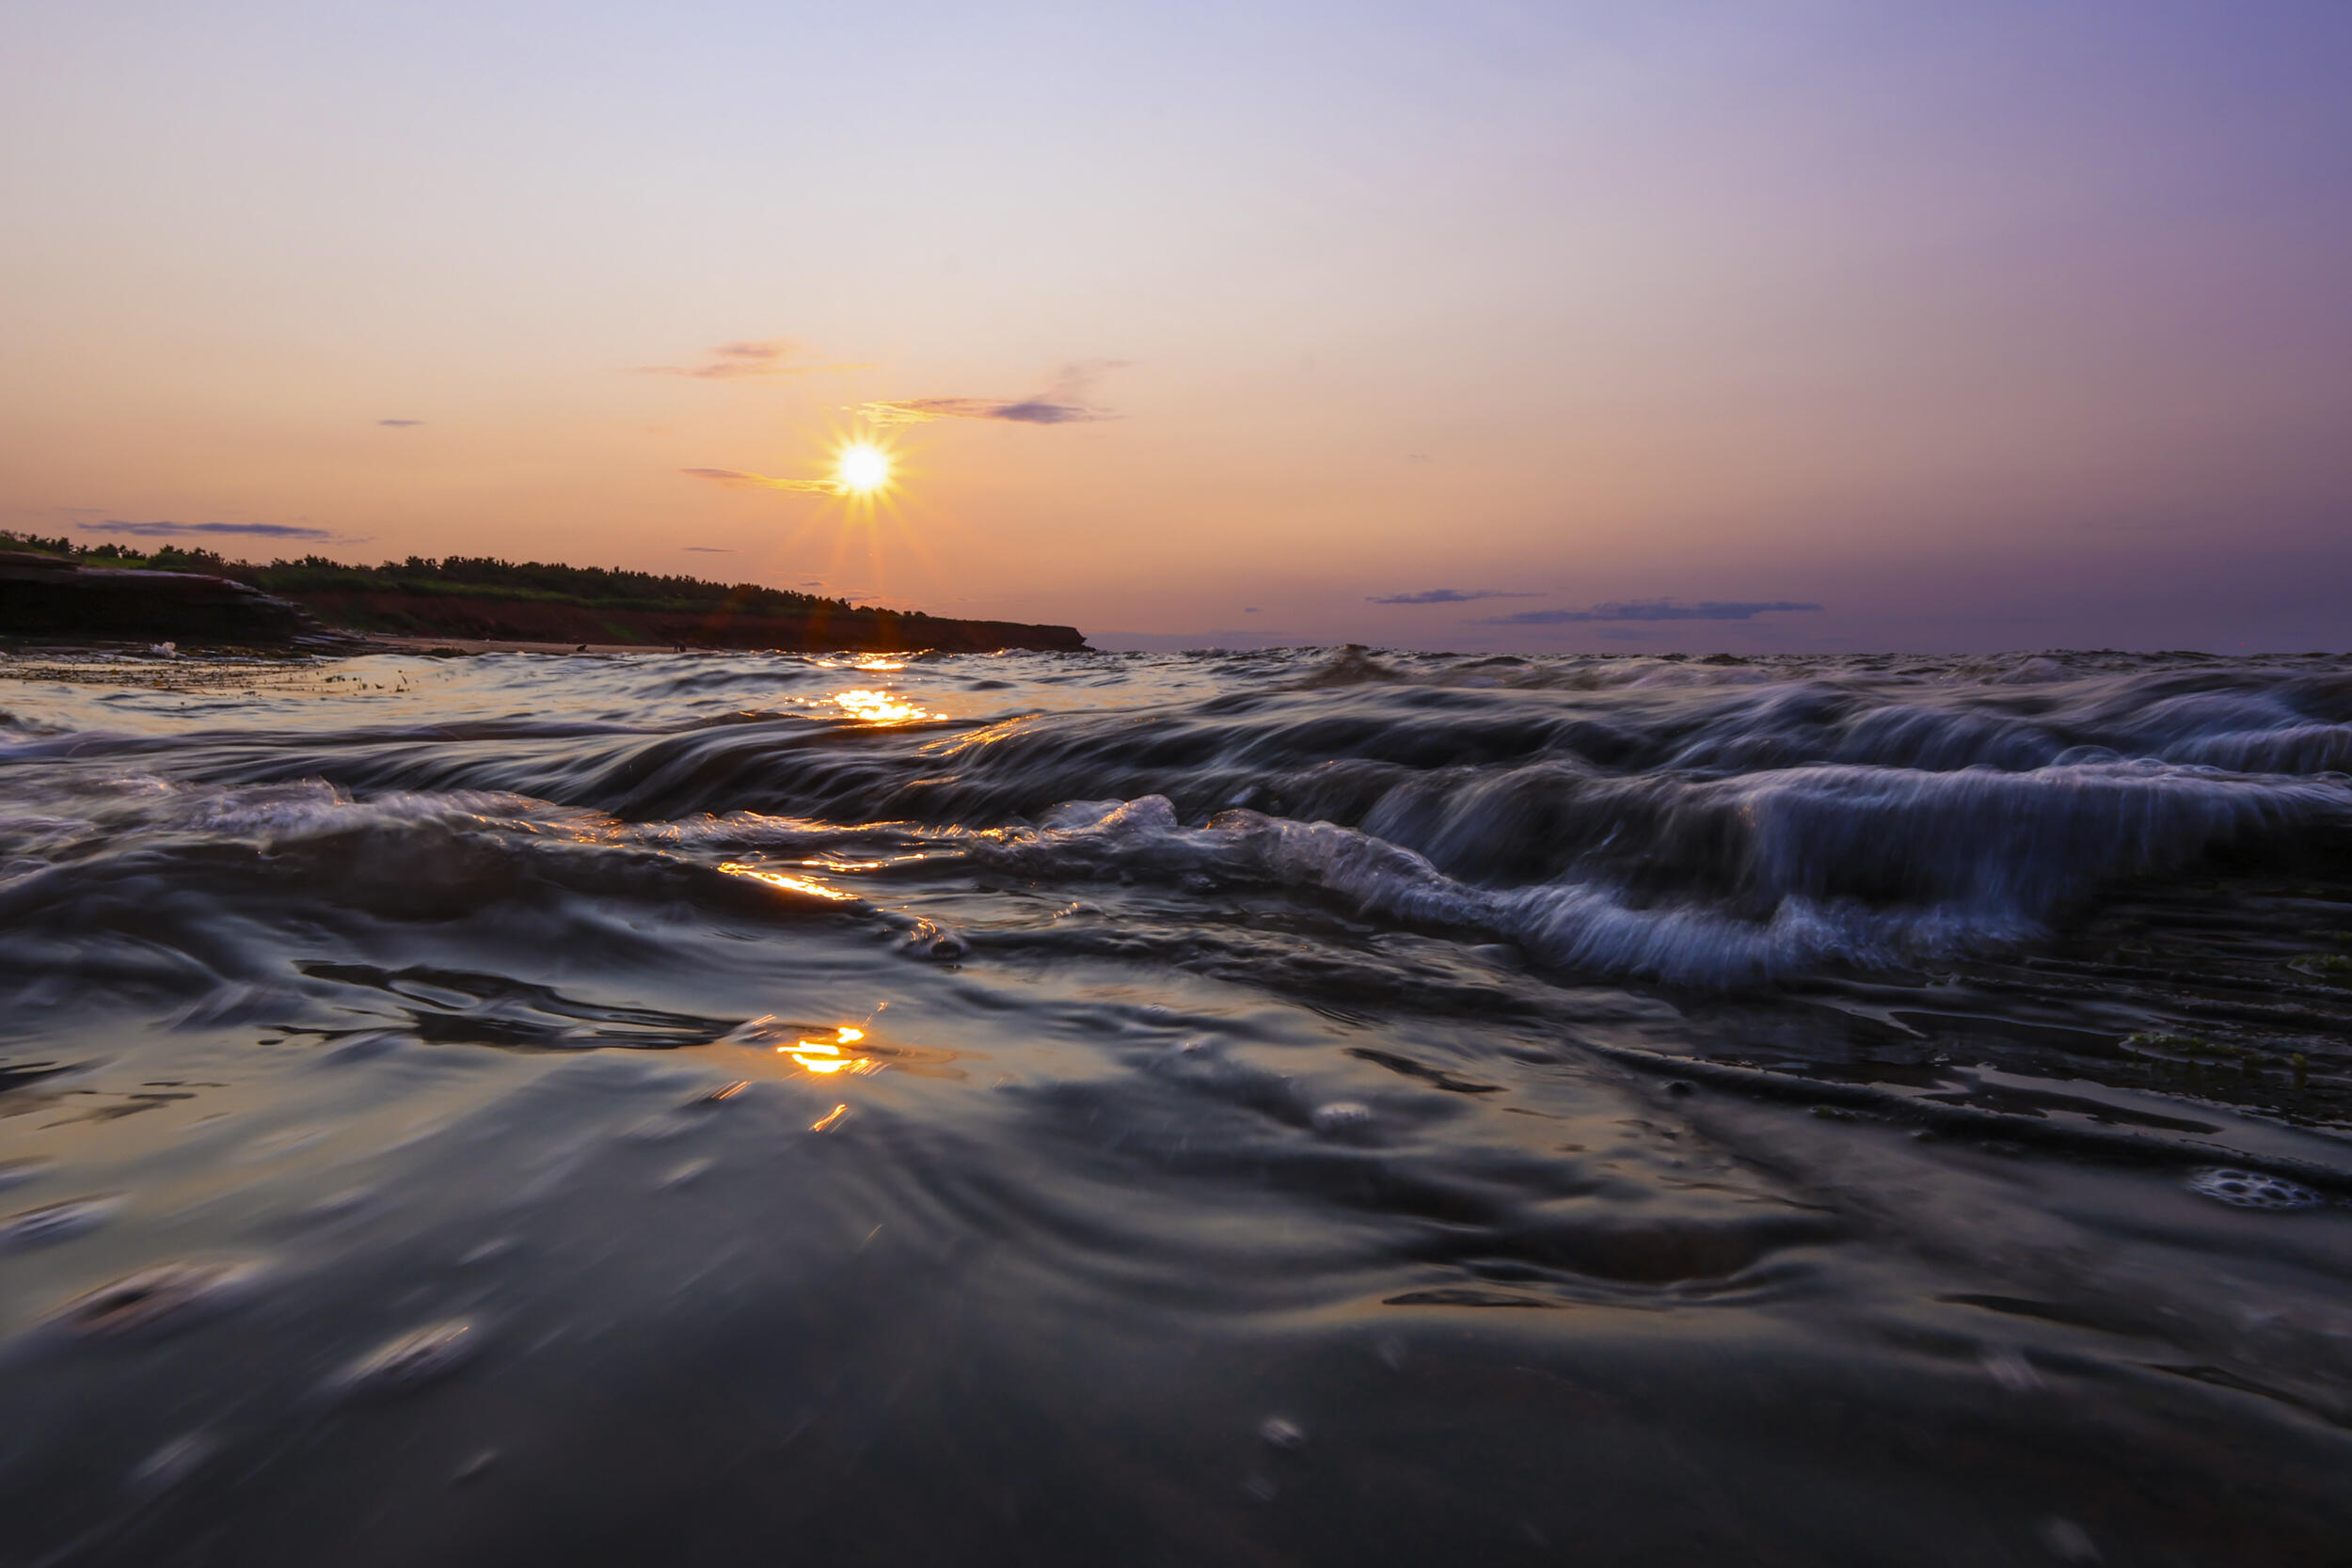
(5, 2, 2349, 651)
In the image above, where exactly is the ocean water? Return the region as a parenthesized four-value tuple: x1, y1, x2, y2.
(3, 645, 2351, 1565)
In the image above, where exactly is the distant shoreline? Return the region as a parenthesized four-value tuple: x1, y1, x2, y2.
(0, 537, 1089, 655)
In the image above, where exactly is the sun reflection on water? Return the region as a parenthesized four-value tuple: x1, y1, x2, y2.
(781, 1024, 878, 1076)
(831, 689, 938, 723)
(723, 1009, 970, 1084)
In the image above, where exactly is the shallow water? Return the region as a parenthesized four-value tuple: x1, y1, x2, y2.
(4, 644, 2352, 1565)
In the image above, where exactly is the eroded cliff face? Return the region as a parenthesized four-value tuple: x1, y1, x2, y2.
(0, 554, 327, 644)
(279, 588, 1089, 651)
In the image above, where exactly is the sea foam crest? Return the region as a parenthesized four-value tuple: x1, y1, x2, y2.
(969, 756, 2350, 985)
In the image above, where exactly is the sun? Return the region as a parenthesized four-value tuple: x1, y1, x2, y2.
(836, 443, 891, 494)
(763, 422, 930, 598)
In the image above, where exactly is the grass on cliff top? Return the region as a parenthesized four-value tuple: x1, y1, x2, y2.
(1, 531, 923, 621)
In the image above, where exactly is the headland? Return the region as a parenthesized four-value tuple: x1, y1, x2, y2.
(0, 534, 1089, 654)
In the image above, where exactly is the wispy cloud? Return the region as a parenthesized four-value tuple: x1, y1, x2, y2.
(1482, 599, 1823, 625)
(638, 340, 868, 382)
(1369, 588, 1542, 606)
(861, 358, 1126, 426)
(81, 520, 343, 541)
(679, 546, 734, 553)
(378, 419, 423, 427)
(678, 467, 842, 495)
(862, 396, 1106, 425)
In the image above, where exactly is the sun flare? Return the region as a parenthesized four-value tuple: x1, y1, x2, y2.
(836, 443, 891, 494)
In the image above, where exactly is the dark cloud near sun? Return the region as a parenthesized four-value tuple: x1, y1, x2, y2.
(83, 520, 343, 541)
(1482, 600, 1823, 625)
(678, 467, 842, 495)
(378, 419, 423, 427)
(863, 396, 1106, 425)
(1369, 588, 1542, 605)
(863, 359, 1127, 426)
(639, 340, 870, 382)
(679, 546, 734, 553)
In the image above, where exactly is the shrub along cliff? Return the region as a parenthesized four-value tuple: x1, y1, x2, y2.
(0, 536, 1089, 653)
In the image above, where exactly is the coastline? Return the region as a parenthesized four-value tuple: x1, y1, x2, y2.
(0, 548, 1089, 657)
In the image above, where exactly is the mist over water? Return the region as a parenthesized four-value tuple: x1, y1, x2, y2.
(5, 644, 2352, 1565)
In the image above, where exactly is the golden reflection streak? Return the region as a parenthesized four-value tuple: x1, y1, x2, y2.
(831, 689, 939, 724)
(781, 1024, 879, 1076)
(927, 716, 1031, 753)
(811, 1103, 849, 1132)
(717, 861, 855, 901)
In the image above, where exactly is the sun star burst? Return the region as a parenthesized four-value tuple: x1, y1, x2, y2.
(836, 443, 890, 494)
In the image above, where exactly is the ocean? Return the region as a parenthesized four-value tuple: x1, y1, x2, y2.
(3, 644, 2350, 1564)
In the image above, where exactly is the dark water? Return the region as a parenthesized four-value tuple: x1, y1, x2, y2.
(5, 645, 2352, 1566)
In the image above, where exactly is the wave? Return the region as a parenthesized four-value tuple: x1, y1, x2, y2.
(7, 651, 2351, 991)
(0, 778, 866, 1020)
(938, 758, 2346, 983)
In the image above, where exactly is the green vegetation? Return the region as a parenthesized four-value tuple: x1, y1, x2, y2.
(1, 531, 896, 620)
(2126, 1032, 2272, 1089)
(2124, 1030, 2334, 1097)
(0, 531, 79, 559)
(0, 529, 1093, 651)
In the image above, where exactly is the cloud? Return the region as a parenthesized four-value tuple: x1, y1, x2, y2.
(679, 546, 734, 553)
(638, 340, 869, 382)
(1481, 599, 1823, 625)
(861, 358, 1127, 426)
(678, 467, 842, 494)
(860, 395, 1107, 426)
(82, 520, 342, 541)
(1369, 588, 1543, 605)
(378, 419, 423, 427)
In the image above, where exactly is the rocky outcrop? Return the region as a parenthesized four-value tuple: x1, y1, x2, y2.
(0, 554, 327, 644)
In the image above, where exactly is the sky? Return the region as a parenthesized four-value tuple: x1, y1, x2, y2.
(4, 0, 2349, 653)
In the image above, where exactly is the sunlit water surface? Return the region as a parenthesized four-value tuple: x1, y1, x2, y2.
(5, 645, 2352, 1565)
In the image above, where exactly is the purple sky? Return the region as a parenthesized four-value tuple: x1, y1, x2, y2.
(5, 1, 2348, 650)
